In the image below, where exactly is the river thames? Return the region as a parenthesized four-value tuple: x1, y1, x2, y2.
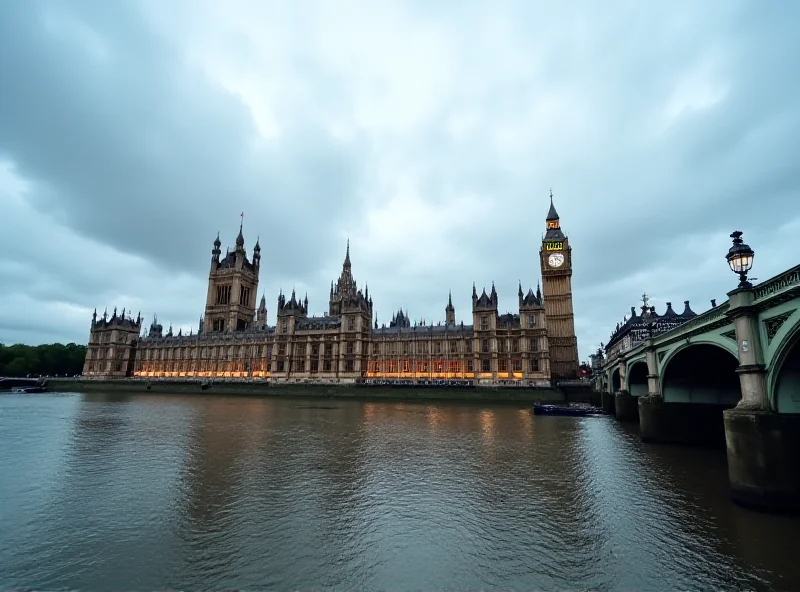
(1, 392, 799, 591)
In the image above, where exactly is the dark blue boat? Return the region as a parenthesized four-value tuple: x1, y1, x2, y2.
(532, 404, 603, 417)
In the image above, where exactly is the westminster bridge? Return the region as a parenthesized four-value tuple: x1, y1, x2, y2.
(594, 260, 800, 514)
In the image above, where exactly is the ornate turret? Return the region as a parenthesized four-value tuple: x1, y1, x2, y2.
(328, 239, 371, 317)
(253, 236, 261, 267)
(473, 285, 498, 312)
(91, 308, 97, 326)
(681, 300, 697, 318)
(235, 222, 245, 250)
(445, 290, 455, 326)
(203, 217, 260, 334)
(390, 309, 411, 328)
(256, 293, 267, 329)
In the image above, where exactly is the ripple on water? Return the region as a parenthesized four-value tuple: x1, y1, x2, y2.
(1, 394, 799, 591)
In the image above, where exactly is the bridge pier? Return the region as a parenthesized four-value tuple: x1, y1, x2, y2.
(601, 391, 616, 415)
(638, 396, 729, 447)
(614, 390, 639, 421)
(724, 410, 800, 513)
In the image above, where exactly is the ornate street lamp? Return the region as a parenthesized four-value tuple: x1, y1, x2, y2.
(726, 231, 755, 288)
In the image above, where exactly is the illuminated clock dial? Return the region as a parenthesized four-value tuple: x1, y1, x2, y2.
(548, 252, 565, 268)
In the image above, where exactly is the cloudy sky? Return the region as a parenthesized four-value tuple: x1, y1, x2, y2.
(1, 0, 798, 360)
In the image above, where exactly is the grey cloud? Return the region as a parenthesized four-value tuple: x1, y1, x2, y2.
(0, 0, 367, 283)
(1, 0, 799, 362)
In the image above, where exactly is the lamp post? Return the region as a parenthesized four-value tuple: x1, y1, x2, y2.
(726, 231, 755, 288)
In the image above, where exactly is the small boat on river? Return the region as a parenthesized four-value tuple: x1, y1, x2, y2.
(10, 386, 47, 394)
(532, 404, 605, 417)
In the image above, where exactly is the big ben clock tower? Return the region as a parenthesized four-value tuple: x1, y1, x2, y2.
(540, 191, 580, 380)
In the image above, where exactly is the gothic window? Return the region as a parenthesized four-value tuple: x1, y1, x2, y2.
(467, 340, 473, 353)
(345, 360, 354, 372)
(312, 344, 319, 356)
(513, 359, 522, 372)
(481, 358, 491, 373)
(323, 360, 331, 372)
(311, 360, 319, 373)
(277, 361, 284, 372)
(435, 342, 441, 354)
(403, 342, 409, 355)
(498, 340, 506, 354)
(281, 321, 288, 333)
(348, 318, 355, 331)
(530, 358, 539, 372)
(499, 359, 507, 372)
(450, 341, 457, 354)
(278, 345, 286, 355)
(347, 342, 355, 354)
(530, 338, 538, 352)
(467, 360, 474, 372)
(480, 315, 488, 331)
(528, 315, 536, 328)
(512, 339, 519, 353)
(481, 339, 489, 353)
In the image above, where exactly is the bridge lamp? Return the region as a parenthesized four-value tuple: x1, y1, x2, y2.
(726, 230, 755, 288)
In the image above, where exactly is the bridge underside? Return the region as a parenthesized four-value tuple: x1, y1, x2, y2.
(628, 362, 648, 397)
(662, 344, 740, 405)
(775, 333, 800, 413)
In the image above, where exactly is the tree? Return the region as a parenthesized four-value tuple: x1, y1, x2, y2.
(0, 343, 87, 377)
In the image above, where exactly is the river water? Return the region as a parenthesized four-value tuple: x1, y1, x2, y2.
(1, 392, 799, 591)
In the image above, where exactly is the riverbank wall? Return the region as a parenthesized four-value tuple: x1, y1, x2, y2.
(44, 378, 592, 404)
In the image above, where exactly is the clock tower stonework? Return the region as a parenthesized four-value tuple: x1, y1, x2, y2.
(539, 192, 580, 379)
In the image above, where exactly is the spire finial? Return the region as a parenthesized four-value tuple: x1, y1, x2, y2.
(550, 188, 553, 203)
(236, 214, 244, 247)
(344, 237, 351, 267)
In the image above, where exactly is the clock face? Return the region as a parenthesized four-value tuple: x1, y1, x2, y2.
(548, 252, 565, 268)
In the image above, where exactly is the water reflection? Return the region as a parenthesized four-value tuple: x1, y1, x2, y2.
(1, 392, 799, 591)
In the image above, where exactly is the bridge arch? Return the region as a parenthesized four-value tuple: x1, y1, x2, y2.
(660, 341, 740, 404)
(770, 322, 800, 413)
(627, 361, 649, 397)
(611, 367, 621, 393)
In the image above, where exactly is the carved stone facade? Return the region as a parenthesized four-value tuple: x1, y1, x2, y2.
(605, 297, 698, 360)
(82, 308, 143, 377)
(85, 199, 577, 385)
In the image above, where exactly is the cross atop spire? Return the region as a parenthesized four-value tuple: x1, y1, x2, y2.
(641, 292, 650, 309)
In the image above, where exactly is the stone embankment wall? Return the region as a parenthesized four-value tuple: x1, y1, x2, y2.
(44, 377, 592, 404)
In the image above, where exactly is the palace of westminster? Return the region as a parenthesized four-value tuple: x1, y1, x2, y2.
(82, 197, 580, 385)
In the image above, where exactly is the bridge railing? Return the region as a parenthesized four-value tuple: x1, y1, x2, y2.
(753, 264, 800, 303)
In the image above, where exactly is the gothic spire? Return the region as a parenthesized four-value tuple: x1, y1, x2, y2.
(546, 188, 559, 221)
(236, 214, 244, 248)
(344, 238, 351, 268)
